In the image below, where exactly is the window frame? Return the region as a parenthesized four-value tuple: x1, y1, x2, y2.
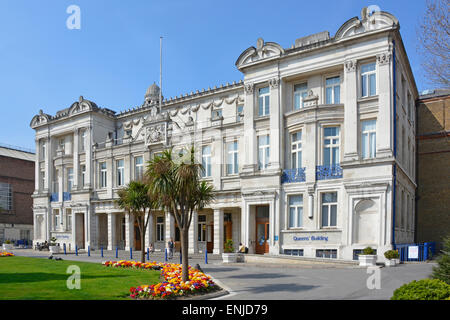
(291, 131, 303, 169)
(288, 194, 304, 229)
(361, 119, 377, 159)
(322, 126, 341, 166)
(325, 75, 341, 104)
(67, 167, 74, 191)
(257, 134, 270, 170)
(134, 156, 144, 181)
(257, 86, 270, 117)
(116, 159, 125, 187)
(226, 140, 239, 175)
(293, 82, 308, 110)
(156, 216, 165, 242)
(100, 161, 107, 189)
(320, 192, 338, 228)
(360, 62, 377, 98)
(201, 145, 212, 178)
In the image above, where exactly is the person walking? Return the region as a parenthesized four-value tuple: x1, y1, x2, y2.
(168, 238, 174, 259)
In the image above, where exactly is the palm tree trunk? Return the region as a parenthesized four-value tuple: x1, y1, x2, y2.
(141, 228, 146, 263)
(181, 227, 189, 282)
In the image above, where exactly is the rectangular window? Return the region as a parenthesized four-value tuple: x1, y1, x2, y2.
(323, 127, 340, 165)
(58, 137, 65, 154)
(66, 208, 72, 231)
(291, 131, 302, 169)
(283, 249, 304, 256)
(116, 159, 124, 187)
(67, 167, 74, 191)
(100, 162, 107, 188)
(135, 156, 144, 181)
(321, 192, 337, 227)
(156, 216, 164, 242)
(53, 209, 60, 231)
(258, 135, 270, 170)
(212, 108, 222, 120)
(237, 105, 244, 122)
(80, 129, 86, 152)
(325, 76, 340, 104)
(316, 249, 337, 259)
(198, 215, 206, 242)
(258, 87, 270, 116)
(40, 170, 45, 190)
(226, 141, 239, 175)
(288, 195, 303, 228)
(361, 120, 376, 159)
(294, 83, 308, 110)
(201, 146, 211, 177)
(361, 63, 376, 97)
(41, 140, 46, 160)
(0, 182, 12, 211)
(80, 164, 86, 187)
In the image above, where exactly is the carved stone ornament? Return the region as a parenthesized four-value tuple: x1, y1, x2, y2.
(145, 125, 165, 145)
(377, 52, 392, 66)
(244, 82, 254, 94)
(269, 78, 280, 89)
(345, 60, 357, 72)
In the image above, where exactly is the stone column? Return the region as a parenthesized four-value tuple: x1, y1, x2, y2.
(343, 59, 359, 162)
(188, 210, 199, 254)
(268, 77, 281, 171)
(73, 129, 79, 189)
(85, 126, 92, 189)
(34, 139, 40, 192)
(241, 82, 256, 175)
(107, 213, 116, 250)
(376, 51, 394, 158)
(146, 210, 154, 248)
(72, 210, 77, 249)
(165, 212, 175, 248)
(125, 213, 134, 251)
(45, 137, 52, 192)
(213, 208, 224, 254)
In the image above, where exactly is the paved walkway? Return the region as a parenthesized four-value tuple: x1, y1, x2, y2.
(9, 248, 436, 300)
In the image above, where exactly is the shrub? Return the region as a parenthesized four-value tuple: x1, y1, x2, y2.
(4, 240, 11, 244)
(384, 249, 399, 260)
(362, 246, 375, 255)
(391, 279, 450, 300)
(432, 236, 450, 284)
(224, 239, 234, 253)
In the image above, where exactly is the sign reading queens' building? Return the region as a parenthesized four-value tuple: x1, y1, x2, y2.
(30, 7, 417, 262)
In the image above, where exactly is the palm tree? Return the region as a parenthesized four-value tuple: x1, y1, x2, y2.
(145, 146, 215, 282)
(116, 180, 157, 263)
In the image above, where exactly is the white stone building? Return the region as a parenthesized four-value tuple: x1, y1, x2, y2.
(30, 8, 417, 261)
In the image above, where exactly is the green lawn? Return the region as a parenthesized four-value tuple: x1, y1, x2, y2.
(0, 256, 160, 300)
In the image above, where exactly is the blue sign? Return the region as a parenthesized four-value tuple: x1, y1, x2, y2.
(293, 235, 328, 242)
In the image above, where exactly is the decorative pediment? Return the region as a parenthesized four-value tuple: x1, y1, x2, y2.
(335, 8, 398, 41)
(235, 38, 284, 70)
(30, 109, 51, 128)
(68, 96, 99, 116)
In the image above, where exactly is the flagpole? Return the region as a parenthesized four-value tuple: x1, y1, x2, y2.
(159, 36, 163, 114)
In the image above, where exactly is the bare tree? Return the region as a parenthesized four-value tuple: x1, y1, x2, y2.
(418, 0, 450, 89)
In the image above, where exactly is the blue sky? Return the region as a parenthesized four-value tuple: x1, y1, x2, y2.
(0, 0, 429, 150)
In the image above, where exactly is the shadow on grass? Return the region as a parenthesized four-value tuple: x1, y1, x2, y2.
(0, 272, 129, 284)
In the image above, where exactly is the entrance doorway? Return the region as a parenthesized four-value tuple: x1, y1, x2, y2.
(255, 206, 269, 254)
(224, 213, 232, 241)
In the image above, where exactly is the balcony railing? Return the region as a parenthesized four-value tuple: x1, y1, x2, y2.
(316, 164, 343, 180)
(63, 192, 71, 201)
(50, 193, 58, 202)
(281, 168, 306, 183)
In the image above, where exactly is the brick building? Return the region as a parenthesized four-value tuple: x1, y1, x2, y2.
(416, 89, 450, 250)
(0, 144, 35, 243)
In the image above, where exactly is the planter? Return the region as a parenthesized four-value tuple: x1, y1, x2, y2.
(358, 254, 377, 267)
(222, 252, 238, 263)
(395, 258, 400, 265)
(49, 245, 60, 254)
(2, 244, 13, 251)
(385, 259, 397, 267)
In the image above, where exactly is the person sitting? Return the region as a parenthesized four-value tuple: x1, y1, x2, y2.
(239, 242, 246, 253)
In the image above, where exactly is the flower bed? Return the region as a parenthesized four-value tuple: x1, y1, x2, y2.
(102, 260, 218, 299)
(0, 252, 14, 257)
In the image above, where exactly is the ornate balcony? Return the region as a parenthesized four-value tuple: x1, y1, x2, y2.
(316, 165, 343, 180)
(281, 168, 306, 183)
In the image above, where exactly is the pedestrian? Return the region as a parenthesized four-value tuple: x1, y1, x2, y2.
(168, 238, 174, 259)
(149, 243, 154, 254)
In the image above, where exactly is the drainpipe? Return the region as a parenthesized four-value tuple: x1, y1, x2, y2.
(392, 39, 397, 250)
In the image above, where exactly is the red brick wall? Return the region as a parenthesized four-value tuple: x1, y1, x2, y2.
(0, 155, 35, 225)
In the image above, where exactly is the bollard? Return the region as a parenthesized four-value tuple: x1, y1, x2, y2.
(101, 247, 103, 258)
(165, 248, 168, 262)
(88, 245, 90, 257)
(75, 245, 78, 256)
(116, 246, 118, 259)
(147, 247, 149, 261)
(205, 249, 208, 264)
(130, 247, 133, 260)
(63, 243, 66, 255)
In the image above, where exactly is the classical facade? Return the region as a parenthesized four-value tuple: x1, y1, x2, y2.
(30, 7, 418, 261)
